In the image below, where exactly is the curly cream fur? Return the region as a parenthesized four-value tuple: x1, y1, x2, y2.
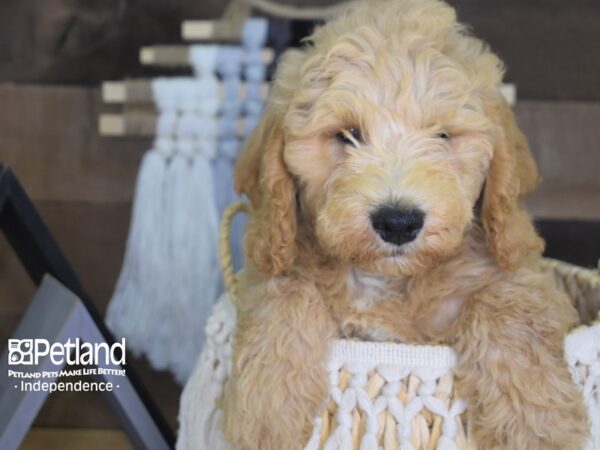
(222, 0, 589, 448)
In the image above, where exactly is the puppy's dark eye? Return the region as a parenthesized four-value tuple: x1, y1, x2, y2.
(336, 127, 362, 146)
(437, 131, 451, 140)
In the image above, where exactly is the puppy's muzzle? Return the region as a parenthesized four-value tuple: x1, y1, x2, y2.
(370, 205, 424, 246)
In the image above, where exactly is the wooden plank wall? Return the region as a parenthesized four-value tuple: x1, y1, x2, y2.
(451, 0, 600, 100)
(0, 0, 599, 438)
(1, 0, 599, 100)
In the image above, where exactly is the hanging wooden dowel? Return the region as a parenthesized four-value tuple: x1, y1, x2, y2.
(99, 113, 247, 137)
(140, 46, 189, 66)
(182, 20, 242, 42)
(99, 113, 155, 137)
(139, 46, 275, 67)
(102, 80, 270, 104)
(103, 80, 153, 103)
(99, 114, 125, 136)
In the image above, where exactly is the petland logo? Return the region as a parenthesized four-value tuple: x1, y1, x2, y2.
(8, 338, 126, 366)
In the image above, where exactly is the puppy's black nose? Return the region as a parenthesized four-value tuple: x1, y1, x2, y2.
(370, 205, 425, 246)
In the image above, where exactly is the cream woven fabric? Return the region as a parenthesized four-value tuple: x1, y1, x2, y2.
(565, 324, 600, 450)
(177, 293, 599, 450)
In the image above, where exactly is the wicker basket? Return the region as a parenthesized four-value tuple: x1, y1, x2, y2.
(176, 202, 600, 450)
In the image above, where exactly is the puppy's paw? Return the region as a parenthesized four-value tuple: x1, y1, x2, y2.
(222, 361, 326, 450)
(456, 330, 589, 450)
(468, 381, 589, 450)
(221, 280, 335, 450)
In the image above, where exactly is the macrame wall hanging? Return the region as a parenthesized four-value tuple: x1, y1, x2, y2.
(102, 20, 269, 384)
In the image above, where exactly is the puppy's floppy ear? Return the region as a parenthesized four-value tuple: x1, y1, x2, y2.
(234, 109, 274, 205)
(234, 104, 297, 275)
(482, 97, 544, 270)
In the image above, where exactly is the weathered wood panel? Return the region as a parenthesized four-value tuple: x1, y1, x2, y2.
(21, 428, 133, 450)
(0, 84, 149, 203)
(1, 0, 599, 99)
(0, 0, 225, 85)
(526, 187, 600, 221)
(515, 101, 600, 188)
(450, 0, 600, 100)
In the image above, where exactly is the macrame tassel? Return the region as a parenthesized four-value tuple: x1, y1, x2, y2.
(304, 418, 323, 450)
(189, 45, 219, 78)
(149, 76, 220, 383)
(146, 150, 190, 372)
(106, 147, 169, 353)
(184, 149, 219, 375)
(106, 78, 178, 367)
(176, 293, 236, 450)
(323, 429, 354, 450)
(436, 435, 459, 450)
(216, 46, 243, 117)
(359, 434, 378, 450)
(168, 112, 220, 383)
(107, 70, 222, 383)
(242, 18, 269, 54)
(242, 18, 269, 138)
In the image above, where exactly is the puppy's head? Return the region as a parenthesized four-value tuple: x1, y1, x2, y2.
(236, 0, 543, 276)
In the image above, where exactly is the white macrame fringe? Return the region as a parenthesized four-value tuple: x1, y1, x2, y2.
(565, 324, 600, 450)
(146, 153, 190, 373)
(177, 293, 236, 450)
(106, 149, 168, 353)
(107, 21, 269, 384)
(107, 53, 223, 384)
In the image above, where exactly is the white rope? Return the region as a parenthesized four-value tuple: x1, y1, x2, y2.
(189, 45, 219, 77)
(565, 323, 600, 450)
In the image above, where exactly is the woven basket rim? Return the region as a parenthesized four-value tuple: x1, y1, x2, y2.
(330, 339, 457, 368)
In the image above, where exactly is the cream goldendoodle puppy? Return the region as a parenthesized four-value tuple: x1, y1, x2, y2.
(222, 0, 589, 448)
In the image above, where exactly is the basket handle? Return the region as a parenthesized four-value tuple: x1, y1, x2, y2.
(219, 201, 252, 302)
